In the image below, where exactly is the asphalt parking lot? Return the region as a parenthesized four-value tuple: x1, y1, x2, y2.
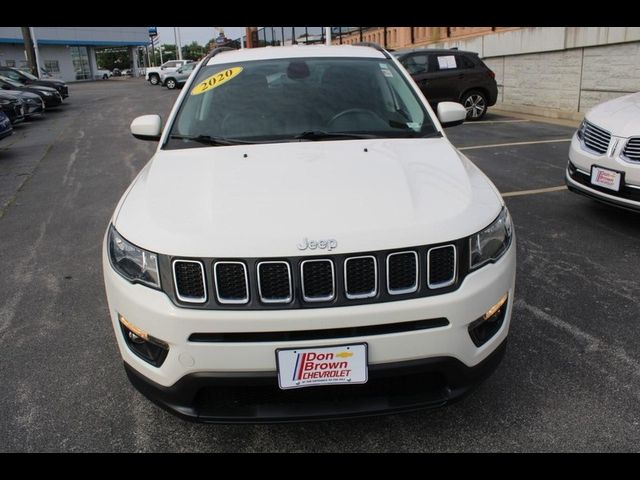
(1, 78, 640, 452)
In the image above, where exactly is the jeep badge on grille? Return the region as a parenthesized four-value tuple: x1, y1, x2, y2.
(297, 238, 338, 251)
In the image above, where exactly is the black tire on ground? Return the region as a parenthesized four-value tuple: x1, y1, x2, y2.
(461, 90, 488, 121)
(103, 74, 108, 80)
(166, 78, 177, 89)
(149, 74, 159, 85)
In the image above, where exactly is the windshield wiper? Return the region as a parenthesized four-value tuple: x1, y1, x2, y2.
(169, 134, 254, 146)
(293, 130, 378, 141)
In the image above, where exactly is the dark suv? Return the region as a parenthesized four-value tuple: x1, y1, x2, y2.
(394, 49, 497, 120)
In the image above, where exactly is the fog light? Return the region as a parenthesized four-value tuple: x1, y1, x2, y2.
(127, 331, 145, 344)
(118, 314, 169, 367)
(469, 294, 509, 347)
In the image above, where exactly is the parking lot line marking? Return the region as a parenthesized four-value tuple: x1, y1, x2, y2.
(502, 185, 567, 197)
(464, 119, 530, 124)
(459, 138, 572, 151)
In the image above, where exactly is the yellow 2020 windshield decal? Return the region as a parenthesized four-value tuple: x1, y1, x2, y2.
(191, 67, 243, 95)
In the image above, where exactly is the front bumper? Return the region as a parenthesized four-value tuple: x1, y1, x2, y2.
(566, 134, 640, 212)
(24, 102, 45, 117)
(124, 339, 507, 423)
(104, 233, 516, 421)
(43, 95, 62, 108)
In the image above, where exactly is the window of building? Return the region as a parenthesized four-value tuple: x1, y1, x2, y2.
(44, 60, 60, 73)
(5, 60, 15, 67)
(70, 45, 90, 80)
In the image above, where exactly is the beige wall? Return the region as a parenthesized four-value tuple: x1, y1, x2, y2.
(338, 27, 640, 120)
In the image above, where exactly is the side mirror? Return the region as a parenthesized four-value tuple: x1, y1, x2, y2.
(437, 102, 467, 128)
(130, 114, 162, 141)
(176, 68, 183, 73)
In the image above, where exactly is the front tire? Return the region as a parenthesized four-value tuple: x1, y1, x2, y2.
(461, 90, 488, 121)
(149, 74, 159, 86)
(103, 74, 108, 80)
(166, 78, 177, 90)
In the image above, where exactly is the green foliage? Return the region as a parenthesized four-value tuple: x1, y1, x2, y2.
(96, 48, 131, 70)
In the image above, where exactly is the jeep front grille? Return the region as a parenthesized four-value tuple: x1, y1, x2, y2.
(166, 241, 464, 309)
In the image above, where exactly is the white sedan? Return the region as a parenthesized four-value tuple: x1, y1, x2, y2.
(566, 92, 640, 212)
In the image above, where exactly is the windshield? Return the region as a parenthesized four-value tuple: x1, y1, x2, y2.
(0, 76, 25, 88)
(20, 70, 39, 80)
(165, 57, 437, 148)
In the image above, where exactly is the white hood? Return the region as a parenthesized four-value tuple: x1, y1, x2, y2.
(114, 138, 502, 257)
(586, 92, 640, 138)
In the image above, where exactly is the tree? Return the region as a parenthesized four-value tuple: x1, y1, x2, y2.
(182, 41, 205, 61)
(96, 48, 131, 70)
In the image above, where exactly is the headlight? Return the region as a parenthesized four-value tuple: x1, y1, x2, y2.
(42, 92, 53, 96)
(469, 207, 513, 270)
(577, 119, 586, 140)
(108, 225, 160, 289)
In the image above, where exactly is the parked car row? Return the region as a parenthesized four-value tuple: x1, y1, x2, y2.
(0, 66, 69, 145)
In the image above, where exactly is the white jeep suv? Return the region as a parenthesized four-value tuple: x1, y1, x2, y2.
(103, 44, 516, 422)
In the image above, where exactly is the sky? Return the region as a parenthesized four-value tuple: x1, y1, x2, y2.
(156, 27, 244, 46)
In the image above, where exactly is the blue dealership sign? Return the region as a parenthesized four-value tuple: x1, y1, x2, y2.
(148, 27, 158, 37)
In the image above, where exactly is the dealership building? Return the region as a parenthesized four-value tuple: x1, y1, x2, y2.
(0, 27, 149, 82)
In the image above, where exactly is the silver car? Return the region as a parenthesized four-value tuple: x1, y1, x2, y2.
(161, 62, 197, 90)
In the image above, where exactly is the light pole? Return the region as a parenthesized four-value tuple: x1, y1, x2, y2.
(174, 27, 183, 60)
(325, 27, 331, 45)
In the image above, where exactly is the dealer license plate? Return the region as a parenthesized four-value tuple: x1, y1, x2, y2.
(591, 166, 621, 191)
(276, 343, 368, 390)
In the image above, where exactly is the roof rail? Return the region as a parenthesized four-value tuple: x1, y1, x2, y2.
(201, 46, 236, 65)
(352, 42, 391, 59)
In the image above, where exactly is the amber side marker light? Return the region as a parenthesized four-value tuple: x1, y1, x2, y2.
(118, 314, 169, 367)
(468, 293, 509, 347)
(483, 293, 508, 321)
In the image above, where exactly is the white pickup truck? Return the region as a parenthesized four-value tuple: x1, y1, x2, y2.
(145, 60, 194, 85)
(96, 69, 112, 80)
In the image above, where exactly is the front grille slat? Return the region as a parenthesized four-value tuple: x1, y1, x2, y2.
(344, 256, 377, 299)
(582, 121, 611, 154)
(301, 259, 335, 302)
(623, 138, 640, 162)
(427, 245, 456, 289)
(173, 260, 207, 303)
(387, 251, 418, 295)
(214, 262, 249, 304)
(257, 261, 292, 303)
